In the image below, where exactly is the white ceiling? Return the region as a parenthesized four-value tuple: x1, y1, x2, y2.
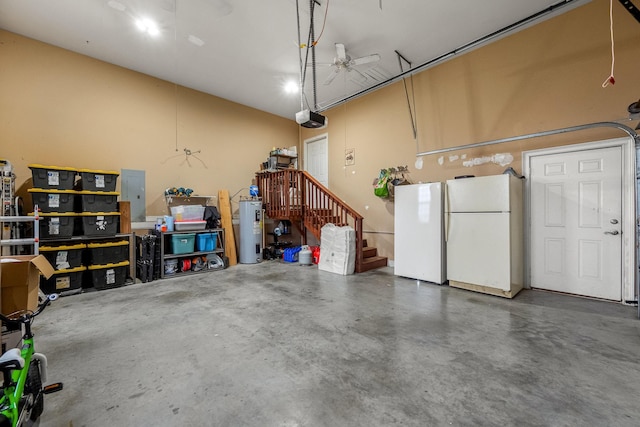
(0, 0, 589, 120)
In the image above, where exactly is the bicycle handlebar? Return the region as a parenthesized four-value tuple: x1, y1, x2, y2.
(0, 293, 58, 325)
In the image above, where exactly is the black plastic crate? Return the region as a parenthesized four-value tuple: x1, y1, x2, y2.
(75, 169, 119, 192)
(87, 261, 129, 290)
(28, 189, 77, 213)
(36, 213, 78, 239)
(78, 212, 120, 236)
(86, 240, 129, 264)
(74, 191, 119, 213)
(136, 234, 157, 262)
(39, 243, 85, 270)
(28, 164, 77, 190)
(39, 266, 85, 296)
(136, 259, 154, 283)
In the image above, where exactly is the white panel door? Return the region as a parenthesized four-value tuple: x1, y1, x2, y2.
(394, 183, 445, 284)
(447, 212, 511, 290)
(530, 146, 622, 300)
(304, 134, 328, 187)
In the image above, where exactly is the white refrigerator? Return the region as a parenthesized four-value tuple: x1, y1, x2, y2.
(445, 175, 523, 298)
(394, 183, 446, 284)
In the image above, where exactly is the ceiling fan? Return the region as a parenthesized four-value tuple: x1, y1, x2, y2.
(324, 43, 381, 85)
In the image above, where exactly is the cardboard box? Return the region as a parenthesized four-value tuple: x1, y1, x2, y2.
(0, 255, 54, 315)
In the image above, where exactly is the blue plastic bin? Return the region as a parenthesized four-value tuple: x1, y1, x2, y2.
(283, 246, 302, 262)
(196, 232, 217, 252)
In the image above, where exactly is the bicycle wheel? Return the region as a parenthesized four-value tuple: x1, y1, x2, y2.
(25, 360, 43, 423)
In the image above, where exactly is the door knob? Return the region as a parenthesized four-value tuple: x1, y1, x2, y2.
(610, 219, 619, 224)
(604, 230, 620, 235)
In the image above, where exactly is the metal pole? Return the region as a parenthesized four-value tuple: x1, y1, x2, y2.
(415, 121, 638, 157)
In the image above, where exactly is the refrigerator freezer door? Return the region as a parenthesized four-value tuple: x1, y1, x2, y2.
(446, 175, 512, 213)
(446, 212, 511, 290)
(394, 183, 445, 284)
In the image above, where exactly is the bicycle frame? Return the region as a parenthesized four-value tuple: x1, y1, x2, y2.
(0, 331, 38, 426)
(0, 294, 61, 427)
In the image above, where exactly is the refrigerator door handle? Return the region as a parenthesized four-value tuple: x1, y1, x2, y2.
(444, 183, 450, 242)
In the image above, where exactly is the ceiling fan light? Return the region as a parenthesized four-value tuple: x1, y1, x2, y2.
(135, 18, 160, 36)
(284, 81, 299, 94)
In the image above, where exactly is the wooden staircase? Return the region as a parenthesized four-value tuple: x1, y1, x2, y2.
(361, 239, 388, 272)
(256, 170, 387, 273)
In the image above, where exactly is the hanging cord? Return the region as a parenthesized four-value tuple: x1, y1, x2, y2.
(311, 0, 329, 47)
(296, 0, 304, 111)
(297, 0, 319, 111)
(602, 0, 616, 87)
(310, 0, 318, 110)
(395, 51, 418, 142)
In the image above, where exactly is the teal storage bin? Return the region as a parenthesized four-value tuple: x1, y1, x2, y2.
(196, 232, 217, 252)
(171, 233, 196, 254)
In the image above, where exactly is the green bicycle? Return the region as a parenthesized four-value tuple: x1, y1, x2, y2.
(0, 294, 63, 427)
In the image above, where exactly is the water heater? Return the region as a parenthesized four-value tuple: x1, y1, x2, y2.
(239, 197, 263, 264)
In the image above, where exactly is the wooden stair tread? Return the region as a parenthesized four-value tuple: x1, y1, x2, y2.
(358, 255, 388, 272)
(362, 247, 377, 258)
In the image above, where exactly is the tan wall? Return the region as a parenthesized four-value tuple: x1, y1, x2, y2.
(2, 1, 639, 261)
(301, 0, 640, 260)
(0, 30, 299, 217)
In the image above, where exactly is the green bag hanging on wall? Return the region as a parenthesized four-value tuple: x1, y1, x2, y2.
(373, 169, 390, 198)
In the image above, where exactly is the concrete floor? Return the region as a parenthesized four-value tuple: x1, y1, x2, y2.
(34, 262, 640, 426)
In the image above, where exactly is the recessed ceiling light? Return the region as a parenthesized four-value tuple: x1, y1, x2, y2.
(188, 35, 205, 47)
(107, 0, 126, 12)
(284, 80, 299, 95)
(135, 18, 160, 36)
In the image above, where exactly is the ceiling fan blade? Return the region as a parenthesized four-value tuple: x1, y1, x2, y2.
(324, 68, 341, 85)
(349, 68, 369, 85)
(335, 43, 347, 61)
(351, 53, 380, 66)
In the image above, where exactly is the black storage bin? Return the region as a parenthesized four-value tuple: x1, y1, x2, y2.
(78, 212, 120, 236)
(136, 260, 154, 283)
(74, 191, 119, 213)
(87, 261, 129, 290)
(75, 169, 119, 192)
(28, 189, 77, 213)
(28, 164, 77, 190)
(39, 243, 86, 270)
(36, 212, 78, 239)
(86, 240, 129, 264)
(39, 266, 85, 296)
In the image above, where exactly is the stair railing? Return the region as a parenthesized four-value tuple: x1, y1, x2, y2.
(256, 170, 364, 272)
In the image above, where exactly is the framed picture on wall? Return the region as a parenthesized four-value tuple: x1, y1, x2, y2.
(345, 148, 355, 166)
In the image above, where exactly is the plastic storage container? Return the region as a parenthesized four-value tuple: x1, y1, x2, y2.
(174, 220, 206, 231)
(75, 168, 119, 192)
(35, 212, 78, 239)
(170, 233, 196, 254)
(196, 232, 218, 252)
(283, 246, 302, 262)
(164, 259, 178, 275)
(86, 240, 129, 264)
(170, 205, 205, 221)
(39, 266, 86, 296)
(39, 243, 86, 270)
(75, 190, 119, 213)
(87, 261, 129, 290)
(28, 164, 77, 190)
(28, 189, 76, 213)
(77, 212, 120, 236)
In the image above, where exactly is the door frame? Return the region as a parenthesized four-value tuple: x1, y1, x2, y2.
(522, 137, 636, 303)
(303, 133, 329, 187)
